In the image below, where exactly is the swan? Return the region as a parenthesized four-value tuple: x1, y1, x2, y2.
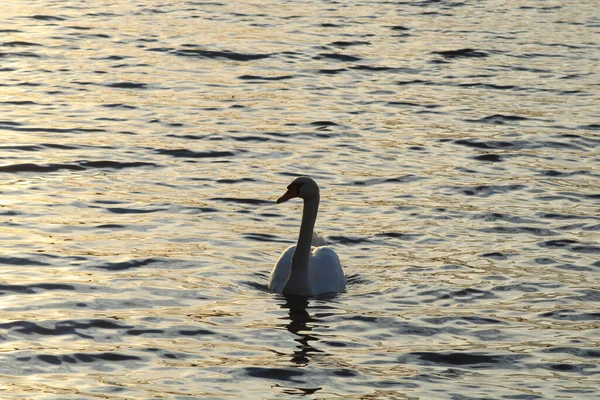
(268, 176, 346, 296)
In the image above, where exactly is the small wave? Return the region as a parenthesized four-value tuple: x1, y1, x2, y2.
(43, 143, 79, 150)
(555, 263, 593, 272)
(1, 319, 131, 337)
(376, 232, 422, 241)
(238, 74, 295, 81)
(0, 145, 41, 152)
(1, 41, 41, 47)
(454, 138, 525, 149)
(328, 236, 371, 245)
(209, 197, 272, 205)
(456, 82, 517, 90)
(106, 207, 167, 214)
(493, 282, 556, 292)
(126, 329, 164, 336)
(104, 82, 147, 89)
(243, 233, 289, 243)
(350, 65, 394, 72)
(31, 352, 141, 366)
(149, 119, 184, 127)
(479, 226, 558, 237)
(29, 15, 67, 21)
(79, 161, 157, 169)
(351, 175, 425, 186)
(542, 347, 600, 358)
(65, 25, 92, 30)
(539, 309, 600, 321)
(387, 101, 439, 109)
(432, 48, 489, 59)
(515, 52, 570, 59)
(0, 163, 84, 173)
(0, 256, 49, 266)
(314, 53, 362, 62)
(0, 283, 75, 295)
(569, 290, 600, 302)
(317, 68, 346, 74)
(422, 316, 504, 325)
(155, 149, 236, 158)
(538, 239, 579, 248)
(0, 125, 105, 133)
(539, 239, 600, 254)
(309, 120, 339, 127)
(216, 177, 256, 184)
(173, 47, 271, 61)
(455, 138, 584, 152)
(93, 258, 164, 271)
(451, 184, 525, 197)
(475, 154, 504, 162)
(402, 352, 525, 368)
(101, 103, 137, 109)
(228, 134, 279, 142)
(397, 79, 432, 86)
(471, 212, 534, 223)
(0, 120, 21, 126)
(70, 33, 111, 39)
(319, 23, 342, 28)
(178, 328, 215, 336)
(480, 252, 510, 260)
(0, 51, 40, 59)
(580, 124, 600, 130)
(0, 100, 39, 105)
(243, 367, 305, 381)
(418, 288, 497, 303)
(466, 114, 536, 125)
(329, 41, 371, 48)
(539, 169, 589, 177)
(0, 161, 156, 173)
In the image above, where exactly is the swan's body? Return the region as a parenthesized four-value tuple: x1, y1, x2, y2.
(269, 234, 345, 295)
(268, 177, 346, 296)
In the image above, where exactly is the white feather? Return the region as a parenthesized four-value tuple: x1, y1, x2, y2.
(268, 244, 346, 295)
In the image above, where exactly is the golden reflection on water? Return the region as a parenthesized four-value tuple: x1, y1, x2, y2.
(1, 0, 599, 398)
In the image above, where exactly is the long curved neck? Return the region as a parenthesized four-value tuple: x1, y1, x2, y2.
(291, 193, 319, 272)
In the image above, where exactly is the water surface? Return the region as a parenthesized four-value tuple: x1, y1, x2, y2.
(1, 0, 599, 398)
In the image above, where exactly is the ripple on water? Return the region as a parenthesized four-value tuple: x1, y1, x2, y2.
(0, 0, 599, 398)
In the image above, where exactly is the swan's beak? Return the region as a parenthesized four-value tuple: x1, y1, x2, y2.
(277, 187, 297, 204)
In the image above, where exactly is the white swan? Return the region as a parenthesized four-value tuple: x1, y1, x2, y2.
(268, 177, 346, 296)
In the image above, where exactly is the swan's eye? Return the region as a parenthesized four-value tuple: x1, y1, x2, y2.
(288, 182, 305, 192)
(292, 182, 305, 192)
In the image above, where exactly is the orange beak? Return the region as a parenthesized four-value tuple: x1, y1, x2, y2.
(276, 186, 298, 204)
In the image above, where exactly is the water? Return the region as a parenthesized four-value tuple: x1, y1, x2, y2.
(1, 0, 599, 398)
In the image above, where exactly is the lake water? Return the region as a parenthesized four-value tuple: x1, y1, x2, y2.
(1, 0, 599, 398)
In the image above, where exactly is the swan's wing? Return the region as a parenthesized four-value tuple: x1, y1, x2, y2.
(308, 246, 346, 294)
(311, 231, 328, 247)
(268, 245, 295, 293)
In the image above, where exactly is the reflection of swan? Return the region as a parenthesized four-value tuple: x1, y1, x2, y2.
(281, 296, 322, 365)
(268, 177, 346, 296)
(272, 297, 323, 395)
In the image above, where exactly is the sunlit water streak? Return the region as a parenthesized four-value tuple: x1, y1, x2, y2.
(1, 0, 599, 398)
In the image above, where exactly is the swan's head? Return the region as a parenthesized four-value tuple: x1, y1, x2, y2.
(277, 176, 319, 204)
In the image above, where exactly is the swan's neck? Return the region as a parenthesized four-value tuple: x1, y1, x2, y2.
(292, 194, 319, 271)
